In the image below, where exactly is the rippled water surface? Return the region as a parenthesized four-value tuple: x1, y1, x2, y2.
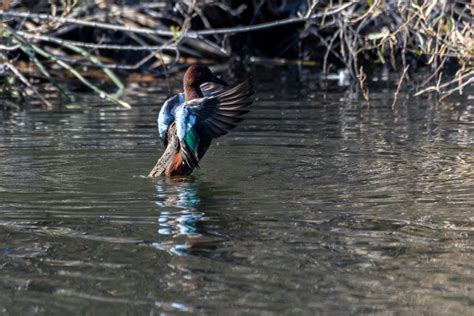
(1, 67, 473, 314)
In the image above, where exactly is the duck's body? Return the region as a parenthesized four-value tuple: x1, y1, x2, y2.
(149, 65, 254, 177)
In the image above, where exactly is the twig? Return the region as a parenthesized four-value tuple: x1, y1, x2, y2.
(357, 66, 369, 101)
(391, 65, 409, 109)
(26, 42, 131, 108)
(305, 0, 320, 18)
(36, 48, 174, 70)
(0, 43, 20, 50)
(62, 42, 125, 97)
(5, 62, 53, 108)
(414, 70, 473, 97)
(12, 33, 71, 100)
(439, 77, 473, 101)
(13, 30, 175, 51)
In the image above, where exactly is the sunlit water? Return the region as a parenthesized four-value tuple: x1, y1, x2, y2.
(0, 67, 473, 314)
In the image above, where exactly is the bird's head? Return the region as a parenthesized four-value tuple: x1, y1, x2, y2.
(183, 65, 226, 100)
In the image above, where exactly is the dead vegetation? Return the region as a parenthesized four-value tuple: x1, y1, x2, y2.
(0, 0, 472, 108)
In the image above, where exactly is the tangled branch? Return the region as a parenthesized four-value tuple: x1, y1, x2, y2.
(0, 0, 472, 108)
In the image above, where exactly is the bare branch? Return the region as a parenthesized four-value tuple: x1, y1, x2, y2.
(391, 65, 410, 109)
(5, 62, 53, 108)
(0, 2, 355, 38)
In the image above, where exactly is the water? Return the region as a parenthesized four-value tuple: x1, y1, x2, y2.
(0, 67, 473, 314)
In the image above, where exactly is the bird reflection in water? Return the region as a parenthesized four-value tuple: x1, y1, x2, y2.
(152, 178, 222, 256)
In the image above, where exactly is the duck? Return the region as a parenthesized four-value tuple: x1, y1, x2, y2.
(148, 65, 254, 177)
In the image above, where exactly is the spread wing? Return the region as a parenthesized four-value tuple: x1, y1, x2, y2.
(175, 80, 254, 169)
(157, 93, 184, 145)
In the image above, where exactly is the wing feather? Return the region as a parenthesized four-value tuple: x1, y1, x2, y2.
(180, 79, 254, 139)
(174, 79, 254, 167)
(157, 93, 184, 146)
